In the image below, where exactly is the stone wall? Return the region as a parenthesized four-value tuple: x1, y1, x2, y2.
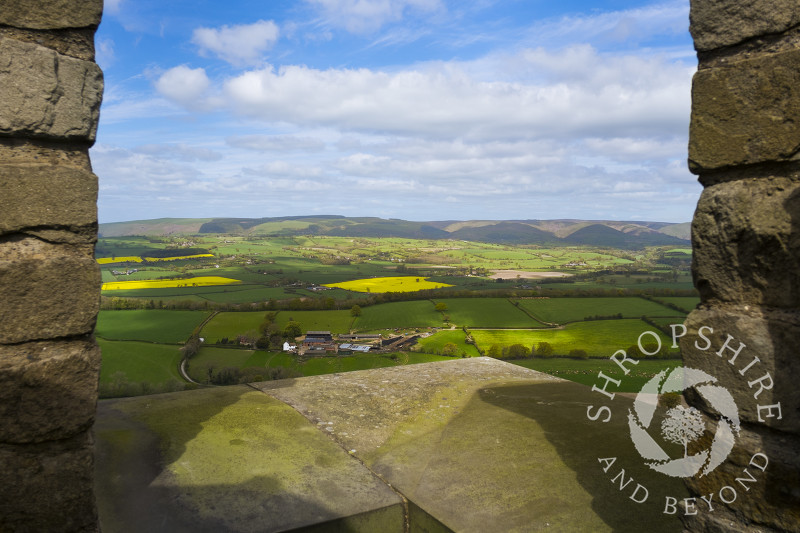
(0, 1, 103, 531)
(683, 1, 800, 531)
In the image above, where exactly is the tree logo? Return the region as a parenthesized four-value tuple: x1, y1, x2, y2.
(627, 366, 740, 478)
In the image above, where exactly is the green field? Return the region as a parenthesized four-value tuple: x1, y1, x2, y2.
(511, 358, 682, 392)
(92, 230, 698, 398)
(273, 310, 355, 334)
(98, 339, 186, 397)
(415, 329, 482, 357)
(433, 298, 544, 328)
(514, 297, 683, 324)
(200, 312, 265, 343)
(96, 310, 211, 343)
(471, 319, 675, 358)
(184, 346, 272, 382)
(654, 297, 701, 313)
(353, 300, 443, 331)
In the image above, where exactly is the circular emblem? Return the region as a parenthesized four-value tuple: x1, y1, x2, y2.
(627, 366, 740, 478)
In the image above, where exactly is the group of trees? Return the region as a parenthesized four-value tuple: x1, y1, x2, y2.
(481, 342, 590, 360)
(200, 365, 300, 386)
(484, 341, 555, 360)
(252, 312, 303, 349)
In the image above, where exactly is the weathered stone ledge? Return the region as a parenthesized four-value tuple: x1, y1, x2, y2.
(95, 359, 688, 532)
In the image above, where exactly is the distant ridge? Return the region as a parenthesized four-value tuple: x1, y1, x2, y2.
(99, 215, 690, 248)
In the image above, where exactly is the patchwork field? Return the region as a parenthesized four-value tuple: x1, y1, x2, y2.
(91, 230, 697, 399)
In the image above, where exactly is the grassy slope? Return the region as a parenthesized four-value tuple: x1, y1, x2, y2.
(511, 358, 682, 392)
(96, 310, 211, 343)
(98, 339, 184, 385)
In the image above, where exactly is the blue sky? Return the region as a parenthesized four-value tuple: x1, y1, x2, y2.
(93, 0, 696, 223)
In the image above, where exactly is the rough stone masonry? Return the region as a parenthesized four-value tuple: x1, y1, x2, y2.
(1, 0, 799, 532)
(683, 1, 800, 531)
(0, 1, 104, 531)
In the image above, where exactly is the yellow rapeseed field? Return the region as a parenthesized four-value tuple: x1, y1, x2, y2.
(96, 254, 214, 264)
(324, 276, 452, 293)
(97, 256, 142, 264)
(146, 254, 215, 262)
(101, 276, 240, 291)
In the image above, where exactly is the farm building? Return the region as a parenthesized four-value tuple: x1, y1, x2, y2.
(338, 343, 373, 354)
(339, 334, 382, 341)
(301, 331, 337, 355)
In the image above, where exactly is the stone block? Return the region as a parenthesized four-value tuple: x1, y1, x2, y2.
(683, 423, 800, 532)
(0, 26, 97, 62)
(95, 387, 405, 532)
(0, 340, 99, 444)
(0, 0, 102, 30)
(0, 431, 98, 533)
(0, 37, 102, 142)
(681, 307, 800, 434)
(689, 49, 800, 172)
(0, 137, 92, 167)
(0, 165, 97, 237)
(690, 0, 800, 52)
(0, 237, 99, 344)
(691, 178, 800, 308)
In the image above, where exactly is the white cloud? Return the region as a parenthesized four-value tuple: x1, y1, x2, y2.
(96, 1, 700, 223)
(92, 144, 202, 189)
(191, 20, 280, 67)
(220, 46, 692, 141)
(525, 0, 690, 48)
(226, 135, 326, 152)
(134, 143, 223, 162)
(306, 0, 443, 33)
(154, 65, 211, 107)
(96, 38, 115, 69)
(104, 0, 124, 15)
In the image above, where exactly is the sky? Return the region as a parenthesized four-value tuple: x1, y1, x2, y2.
(92, 0, 697, 224)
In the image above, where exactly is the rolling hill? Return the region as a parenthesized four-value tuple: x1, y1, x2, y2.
(99, 216, 690, 248)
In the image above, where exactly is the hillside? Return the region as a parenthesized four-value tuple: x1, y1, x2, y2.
(98, 218, 212, 237)
(99, 216, 690, 248)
